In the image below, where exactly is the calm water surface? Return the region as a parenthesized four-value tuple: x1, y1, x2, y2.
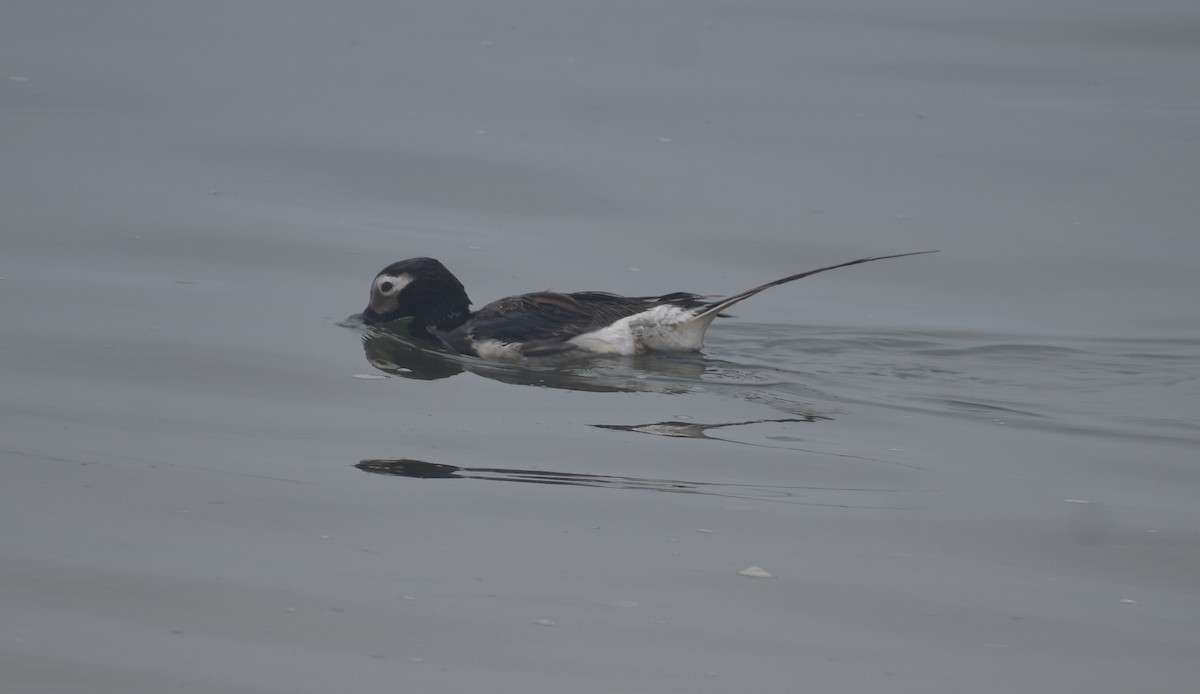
(2, 2, 1199, 693)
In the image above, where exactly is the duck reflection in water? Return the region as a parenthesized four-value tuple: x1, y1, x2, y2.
(354, 326, 707, 393)
(355, 458, 907, 507)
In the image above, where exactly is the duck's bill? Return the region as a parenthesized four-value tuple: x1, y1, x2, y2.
(359, 306, 385, 324)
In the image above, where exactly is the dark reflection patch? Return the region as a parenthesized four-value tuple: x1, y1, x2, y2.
(589, 416, 923, 469)
(593, 416, 828, 439)
(355, 458, 914, 507)
(358, 459, 465, 478)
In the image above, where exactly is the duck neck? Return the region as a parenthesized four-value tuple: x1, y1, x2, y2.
(419, 296, 473, 334)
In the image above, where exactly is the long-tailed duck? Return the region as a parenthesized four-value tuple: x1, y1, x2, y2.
(359, 251, 935, 359)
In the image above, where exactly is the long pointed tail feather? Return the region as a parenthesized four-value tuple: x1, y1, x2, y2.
(692, 250, 938, 322)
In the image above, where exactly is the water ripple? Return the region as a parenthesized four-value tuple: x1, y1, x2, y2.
(345, 319, 1200, 445)
(706, 325, 1200, 444)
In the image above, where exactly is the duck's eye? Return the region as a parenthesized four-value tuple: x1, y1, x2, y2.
(379, 281, 394, 293)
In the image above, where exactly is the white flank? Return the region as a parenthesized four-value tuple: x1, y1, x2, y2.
(568, 305, 715, 355)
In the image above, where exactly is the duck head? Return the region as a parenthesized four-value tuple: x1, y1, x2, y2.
(361, 257, 472, 330)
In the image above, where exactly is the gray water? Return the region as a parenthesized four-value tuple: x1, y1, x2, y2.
(3, 2, 1199, 693)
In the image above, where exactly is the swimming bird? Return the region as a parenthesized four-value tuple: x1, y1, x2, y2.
(359, 251, 935, 359)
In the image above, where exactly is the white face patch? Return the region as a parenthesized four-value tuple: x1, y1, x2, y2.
(369, 273, 416, 315)
(374, 273, 414, 297)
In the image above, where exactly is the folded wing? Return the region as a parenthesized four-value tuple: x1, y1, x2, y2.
(459, 291, 709, 356)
